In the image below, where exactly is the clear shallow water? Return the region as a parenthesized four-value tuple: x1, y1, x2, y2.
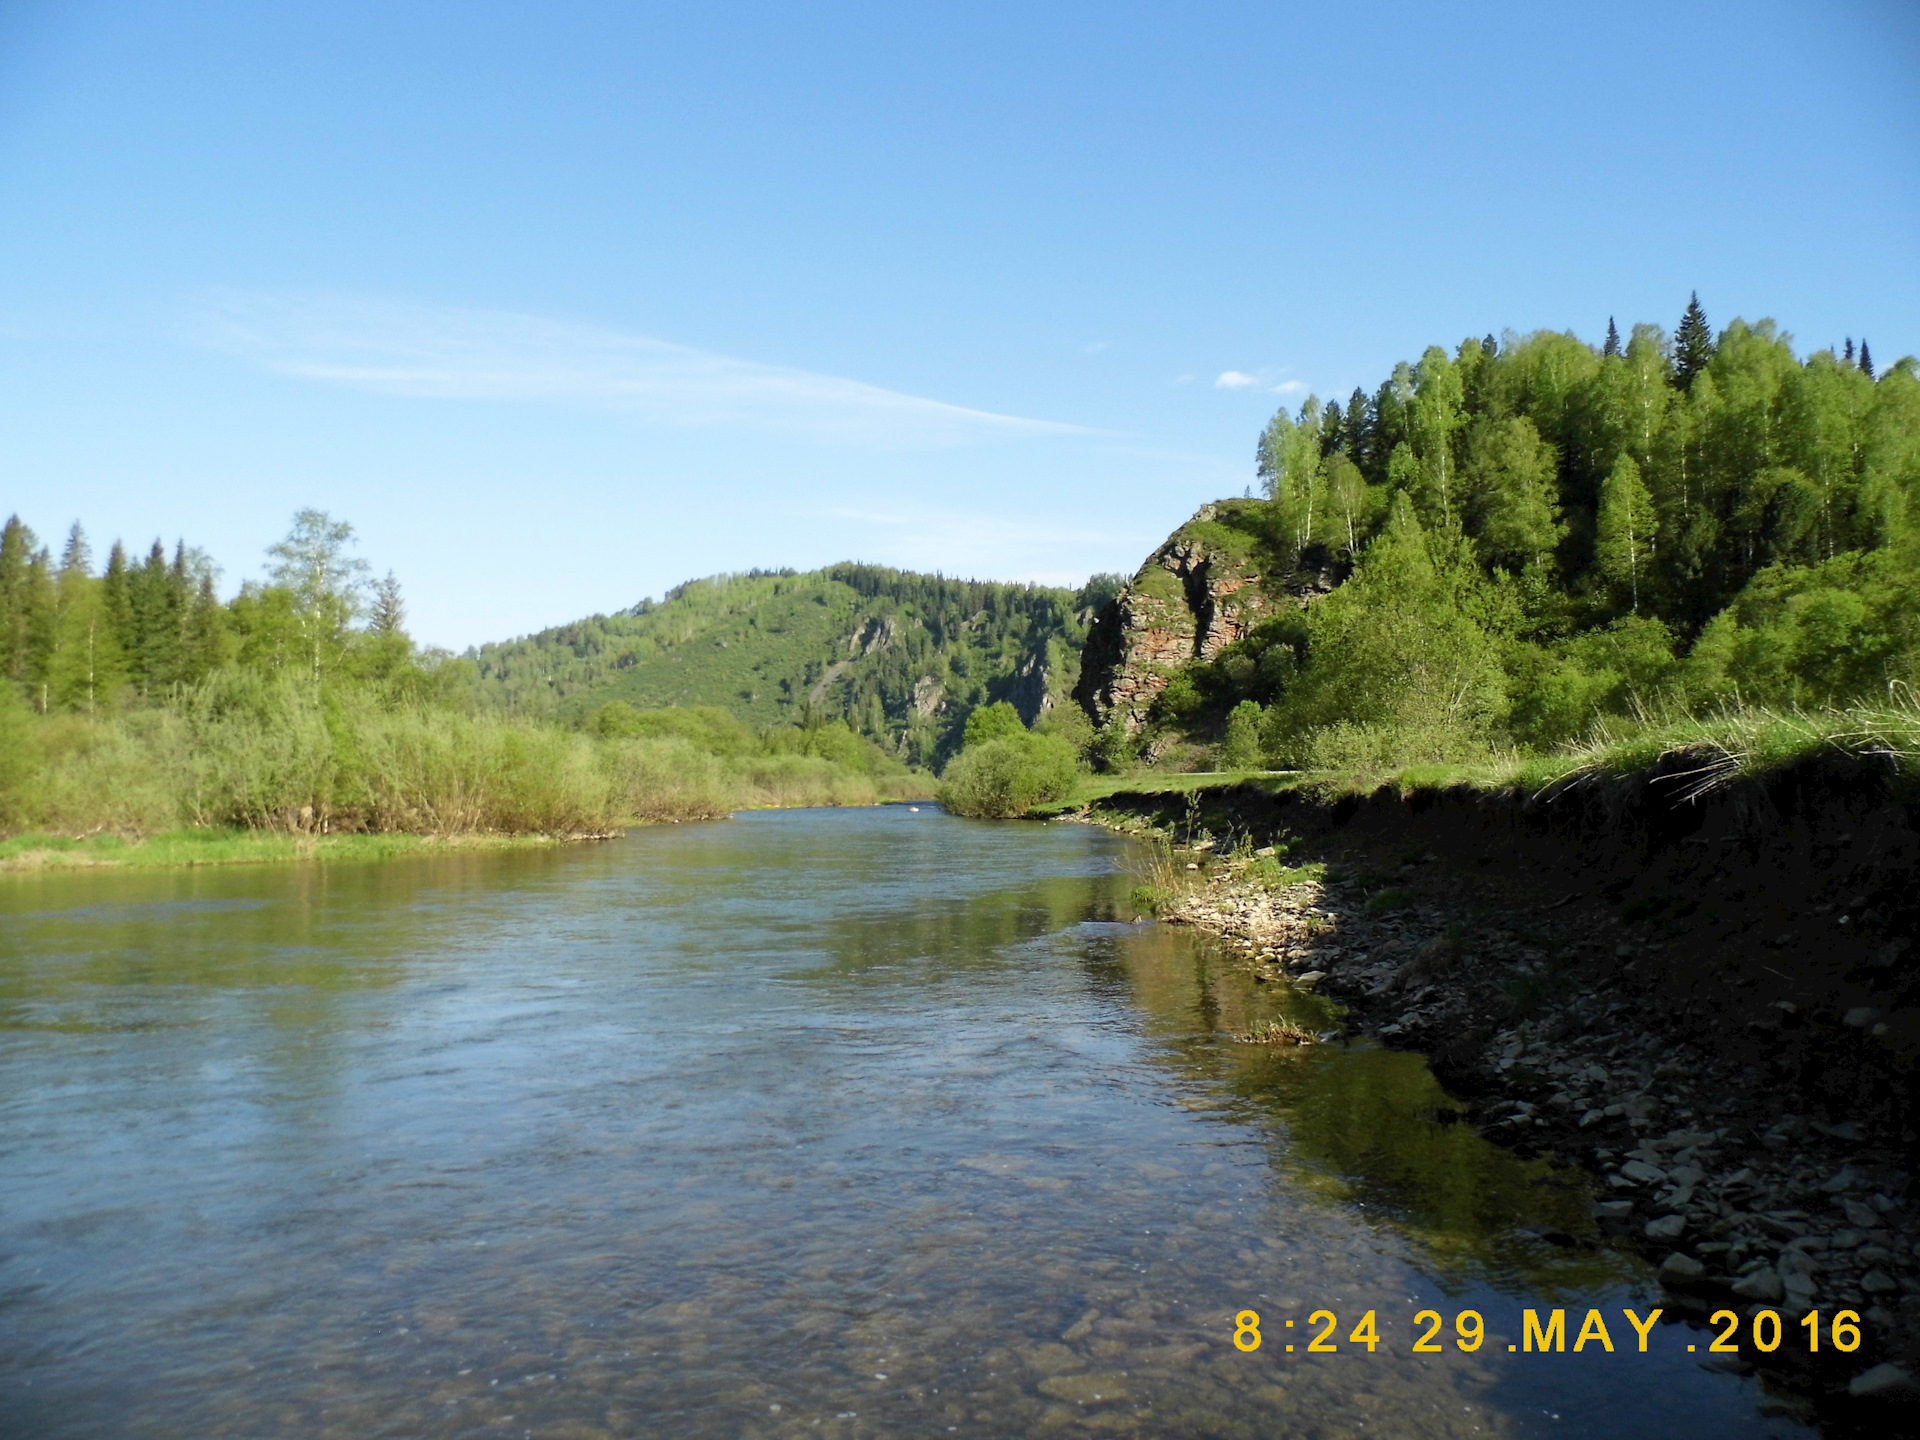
(0, 807, 1806, 1439)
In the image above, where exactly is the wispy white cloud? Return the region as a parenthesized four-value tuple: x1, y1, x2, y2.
(191, 291, 1096, 448)
(1215, 368, 1309, 397)
(1082, 340, 1108, 355)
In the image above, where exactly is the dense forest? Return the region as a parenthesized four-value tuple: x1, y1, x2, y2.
(0, 512, 923, 838)
(467, 563, 1104, 766)
(1116, 300, 1919, 770)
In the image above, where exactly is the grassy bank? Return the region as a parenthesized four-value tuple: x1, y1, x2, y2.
(1046, 695, 1920, 821)
(0, 675, 933, 864)
(0, 828, 574, 872)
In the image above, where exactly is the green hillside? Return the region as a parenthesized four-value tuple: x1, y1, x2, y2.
(1080, 302, 1920, 775)
(465, 564, 1104, 765)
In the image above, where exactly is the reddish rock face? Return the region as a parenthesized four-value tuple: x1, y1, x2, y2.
(1074, 505, 1280, 735)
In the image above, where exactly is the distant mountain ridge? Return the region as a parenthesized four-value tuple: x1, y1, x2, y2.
(466, 563, 1103, 765)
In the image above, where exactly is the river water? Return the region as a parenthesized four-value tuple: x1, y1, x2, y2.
(1, 807, 1809, 1438)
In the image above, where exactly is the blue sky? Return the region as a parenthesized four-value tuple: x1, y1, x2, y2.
(1, 1, 1915, 650)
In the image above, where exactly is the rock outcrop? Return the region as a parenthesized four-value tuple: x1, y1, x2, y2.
(1075, 501, 1329, 735)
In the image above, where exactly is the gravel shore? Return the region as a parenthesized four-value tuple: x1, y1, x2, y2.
(1087, 764, 1920, 1420)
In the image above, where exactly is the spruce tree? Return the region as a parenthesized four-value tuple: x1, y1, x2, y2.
(1844, 338, 1855, 364)
(60, 523, 91, 576)
(1345, 386, 1371, 464)
(1859, 339, 1874, 380)
(371, 572, 406, 634)
(1603, 318, 1621, 358)
(1673, 292, 1713, 389)
(1481, 334, 1497, 358)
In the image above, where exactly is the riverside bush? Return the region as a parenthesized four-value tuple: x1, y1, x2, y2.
(0, 674, 927, 839)
(936, 732, 1082, 818)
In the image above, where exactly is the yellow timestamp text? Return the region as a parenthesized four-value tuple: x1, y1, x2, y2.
(1231, 1307, 1864, 1356)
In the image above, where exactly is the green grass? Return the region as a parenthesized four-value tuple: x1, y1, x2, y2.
(1244, 856, 1327, 890)
(1029, 768, 1297, 817)
(1068, 696, 1920, 836)
(0, 828, 564, 872)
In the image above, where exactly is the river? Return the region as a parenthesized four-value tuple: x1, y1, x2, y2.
(0, 806, 1810, 1437)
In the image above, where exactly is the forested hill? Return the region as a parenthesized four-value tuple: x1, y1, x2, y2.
(466, 564, 1109, 765)
(1078, 301, 1919, 770)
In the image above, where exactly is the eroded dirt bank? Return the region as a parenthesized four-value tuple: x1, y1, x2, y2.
(1087, 757, 1920, 1426)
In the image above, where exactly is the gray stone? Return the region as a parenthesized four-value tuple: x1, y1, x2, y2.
(1861, 1270, 1898, 1294)
(1659, 1252, 1706, 1283)
(1847, 1363, 1920, 1401)
(1843, 1007, 1880, 1028)
(1782, 1271, 1818, 1302)
(1593, 1200, 1635, 1220)
(1668, 1164, 1707, 1188)
(1579, 1108, 1607, 1128)
(1646, 1213, 1687, 1241)
(1821, 1167, 1859, 1193)
(1620, 1159, 1666, 1185)
(1732, 1267, 1785, 1302)
(1291, 970, 1326, 989)
(1843, 1199, 1880, 1229)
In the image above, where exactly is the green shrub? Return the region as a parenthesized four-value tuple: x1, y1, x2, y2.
(1221, 700, 1265, 769)
(963, 700, 1027, 748)
(936, 732, 1082, 818)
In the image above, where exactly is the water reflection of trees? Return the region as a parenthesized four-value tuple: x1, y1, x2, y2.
(809, 873, 1134, 979)
(1094, 921, 1641, 1298)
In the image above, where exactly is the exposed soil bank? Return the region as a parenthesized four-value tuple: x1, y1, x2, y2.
(1087, 757, 1920, 1428)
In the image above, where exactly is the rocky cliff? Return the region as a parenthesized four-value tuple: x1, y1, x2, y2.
(1074, 500, 1330, 735)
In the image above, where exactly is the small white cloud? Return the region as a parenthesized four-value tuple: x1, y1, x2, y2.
(1272, 379, 1308, 396)
(1082, 341, 1107, 355)
(1214, 370, 1261, 390)
(1171, 373, 1194, 385)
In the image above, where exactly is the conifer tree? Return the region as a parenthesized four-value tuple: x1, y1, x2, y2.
(1481, 334, 1497, 358)
(1859, 339, 1874, 380)
(371, 572, 406, 634)
(0, 516, 36, 681)
(1320, 399, 1344, 457)
(1673, 292, 1714, 389)
(60, 523, 90, 576)
(1603, 318, 1621, 358)
(1345, 386, 1371, 464)
(1844, 338, 1855, 364)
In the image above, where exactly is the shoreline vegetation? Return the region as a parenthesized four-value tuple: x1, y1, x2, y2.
(0, 510, 933, 869)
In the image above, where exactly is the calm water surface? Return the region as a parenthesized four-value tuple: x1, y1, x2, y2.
(1, 808, 1806, 1438)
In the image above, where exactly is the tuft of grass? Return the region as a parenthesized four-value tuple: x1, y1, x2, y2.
(1236, 1018, 1320, 1046)
(1364, 887, 1414, 915)
(1245, 856, 1326, 890)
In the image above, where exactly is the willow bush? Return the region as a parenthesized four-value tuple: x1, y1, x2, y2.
(0, 672, 920, 839)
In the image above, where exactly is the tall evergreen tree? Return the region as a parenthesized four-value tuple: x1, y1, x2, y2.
(0, 516, 37, 681)
(1603, 318, 1621, 358)
(1859, 339, 1874, 380)
(1844, 338, 1855, 365)
(59, 523, 90, 577)
(371, 572, 406, 634)
(1673, 292, 1714, 389)
(1344, 386, 1371, 465)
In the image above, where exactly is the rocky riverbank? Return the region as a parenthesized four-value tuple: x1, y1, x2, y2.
(1086, 758, 1920, 1425)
